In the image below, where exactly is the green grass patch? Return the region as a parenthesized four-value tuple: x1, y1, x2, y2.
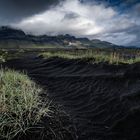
(0, 51, 8, 63)
(41, 49, 140, 64)
(0, 69, 50, 140)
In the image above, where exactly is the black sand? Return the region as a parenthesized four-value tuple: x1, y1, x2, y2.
(3, 55, 140, 140)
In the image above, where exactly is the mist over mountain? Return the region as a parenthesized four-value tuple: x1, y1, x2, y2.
(0, 0, 139, 47)
(0, 26, 135, 49)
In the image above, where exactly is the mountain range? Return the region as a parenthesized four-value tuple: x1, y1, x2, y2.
(0, 26, 132, 49)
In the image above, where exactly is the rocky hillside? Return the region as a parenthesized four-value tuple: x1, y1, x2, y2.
(0, 26, 119, 49)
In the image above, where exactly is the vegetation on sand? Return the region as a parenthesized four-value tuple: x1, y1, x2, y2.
(0, 69, 50, 140)
(41, 49, 140, 64)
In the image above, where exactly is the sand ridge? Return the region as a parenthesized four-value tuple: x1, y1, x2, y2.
(3, 55, 140, 140)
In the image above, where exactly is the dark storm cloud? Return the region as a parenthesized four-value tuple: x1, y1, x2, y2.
(92, 23, 140, 47)
(0, 0, 64, 24)
(63, 12, 80, 20)
(11, 0, 140, 47)
(1, 0, 140, 47)
(80, 0, 139, 6)
(133, 3, 140, 16)
(125, 25, 140, 46)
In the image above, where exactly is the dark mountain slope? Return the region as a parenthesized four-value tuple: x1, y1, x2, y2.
(0, 26, 119, 49)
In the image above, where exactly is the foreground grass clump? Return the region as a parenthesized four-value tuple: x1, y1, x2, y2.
(0, 50, 8, 63)
(0, 69, 49, 140)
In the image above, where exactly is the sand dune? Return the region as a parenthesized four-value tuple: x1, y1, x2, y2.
(4, 55, 140, 140)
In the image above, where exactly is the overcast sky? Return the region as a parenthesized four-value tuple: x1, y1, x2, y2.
(0, 0, 140, 47)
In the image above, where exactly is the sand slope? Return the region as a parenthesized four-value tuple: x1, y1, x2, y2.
(4, 56, 140, 140)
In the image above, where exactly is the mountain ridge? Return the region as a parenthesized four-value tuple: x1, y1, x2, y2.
(0, 26, 134, 49)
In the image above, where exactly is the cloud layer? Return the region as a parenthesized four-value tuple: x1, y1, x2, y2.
(12, 0, 140, 47)
(0, 0, 139, 47)
(0, 0, 63, 24)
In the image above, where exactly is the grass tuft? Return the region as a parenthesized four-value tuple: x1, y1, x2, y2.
(41, 50, 140, 64)
(0, 69, 50, 140)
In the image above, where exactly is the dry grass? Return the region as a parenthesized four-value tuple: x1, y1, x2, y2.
(41, 50, 140, 64)
(0, 69, 50, 140)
